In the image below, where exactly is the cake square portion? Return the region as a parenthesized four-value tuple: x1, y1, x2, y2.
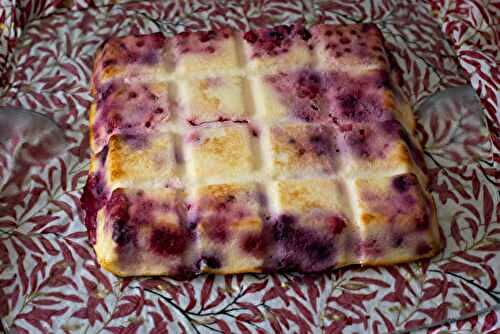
(185, 124, 255, 182)
(269, 124, 339, 178)
(324, 70, 396, 125)
(178, 76, 247, 124)
(243, 25, 313, 72)
(251, 70, 328, 123)
(266, 179, 354, 272)
(274, 179, 351, 216)
(336, 120, 420, 179)
(311, 23, 388, 71)
(172, 28, 239, 74)
(351, 174, 440, 265)
(92, 33, 169, 88)
(105, 132, 178, 189)
(192, 183, 265, 274)
(94, 188, 197, 277)
(91, 81, 171, 153)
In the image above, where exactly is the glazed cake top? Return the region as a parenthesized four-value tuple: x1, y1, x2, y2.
(83, 24, 440, 277)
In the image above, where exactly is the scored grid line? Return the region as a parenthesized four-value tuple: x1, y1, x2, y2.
(105, 32, 422, 212)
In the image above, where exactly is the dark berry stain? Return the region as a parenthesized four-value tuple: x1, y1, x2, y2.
(205, 216, 229, 242)
(186, 216, 199, 231)
(324, 70, 396, 126)
(340, 37, 351, 44)
(268, 30, 284, 41)
(143, 52, 159, 65)
(246, 25, 310, 58)
(126, 53, 139, 63)
(102, 35, 165, 68)
(172, 264, 198, 280)
(416, 241, 432, 255)
(107, 190, 129, 221)
(305, 243, 331, 261)
(328, 216, 346, 234)
(375, 71, 391, 88)
(99, 145, 109, 166)
(199, 30, 217, 43)
(345, 128, 371, 158)
(392, 234, 404, 247)
(392, 174, 417, 193)
(174, 145, 184, 164)
(319, 24, 386, 66)
(265, 214, 339, 272)
(309, 133, 332, 156)
(381, 119, 400, 135)
(295, 110, 314, 122)
(112, 219, 135, 246)
(81, 172, 108, 244)
(415, 213, 430, 231)
(150, 227, 189, 256)
(267, 69, 328, 122)
(241, 233, 263, 256)
(338, 94, 358, 111)
(98, 82, 116, 102)
(108, 114, 123, 132)
(297, 71, 321, 99)
(102, 59, 116, 68)
(175, 29, 230, 55)
(257, 191, 268, 206)
(297, 27, 312, 40)
(93, 80, 171, 152)
(361, 24, 375, 33)
(243, 31, 258, 43)
(107, 190, 135, 247)
(202, 254, 222, 269)
(273, 214, 296, 241)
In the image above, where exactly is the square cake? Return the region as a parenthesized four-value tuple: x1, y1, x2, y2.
(82, 24, 441, 278)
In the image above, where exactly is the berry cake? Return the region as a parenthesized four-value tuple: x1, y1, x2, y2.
(82, 24, 441, 278)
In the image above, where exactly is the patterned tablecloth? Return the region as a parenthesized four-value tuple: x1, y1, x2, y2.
(0, 1, 498, 333)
